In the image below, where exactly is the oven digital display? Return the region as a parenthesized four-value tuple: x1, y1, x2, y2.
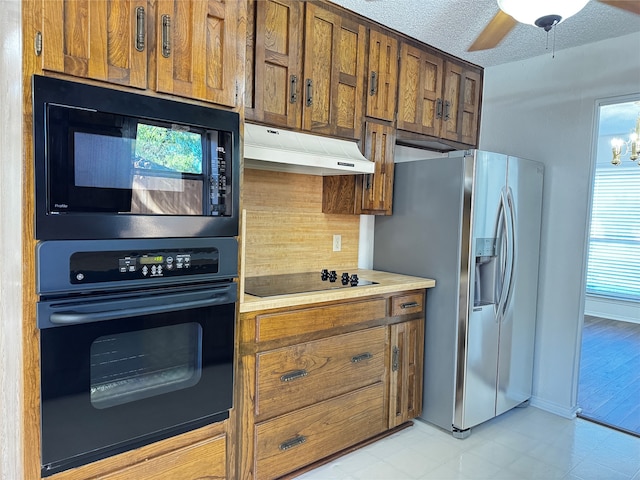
(140, 256, 164, 265)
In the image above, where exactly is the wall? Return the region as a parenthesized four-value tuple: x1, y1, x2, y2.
(0, 1, 23, 478)
(478, 32, 640, 417)
(242, 169, 360, 278)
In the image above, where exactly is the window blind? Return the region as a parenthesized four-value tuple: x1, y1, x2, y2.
(586, 168, 640, 301)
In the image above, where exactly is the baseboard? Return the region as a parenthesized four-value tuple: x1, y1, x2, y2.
(529, 396, 580, 419)
(584, 296, 640, 324)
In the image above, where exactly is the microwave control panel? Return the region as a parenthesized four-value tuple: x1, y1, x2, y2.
(69, 247, 219, 284)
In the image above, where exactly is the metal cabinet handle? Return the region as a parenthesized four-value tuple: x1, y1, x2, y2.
(436, 98, 443, 119)
(369, 71, 378, 96)
(279, 435, 307, 451)
(392, 346, 400, 372)
(135, 6, 145, 52)
(444, 100, 451, 121)
(290, 75, 298, 104)
(280, 369, 308, 382)
(161, 14, 171, 58)
(351, 352, 373, 363)
(400, 301, 419, 309)
(305, 79, 313, 107)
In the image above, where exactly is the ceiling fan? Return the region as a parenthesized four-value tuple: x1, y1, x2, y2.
(468, 0, 640, 51)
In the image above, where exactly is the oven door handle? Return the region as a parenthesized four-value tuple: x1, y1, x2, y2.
(49, 294, 232, 326)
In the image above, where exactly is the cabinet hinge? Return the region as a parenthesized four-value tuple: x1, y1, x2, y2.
(35, 31, 42, 56)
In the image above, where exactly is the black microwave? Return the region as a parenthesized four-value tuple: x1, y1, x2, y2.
(32, 75, 240, 240)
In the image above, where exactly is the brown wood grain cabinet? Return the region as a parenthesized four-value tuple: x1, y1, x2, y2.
(46, 423, 229, 480)
(247, 1, 366, 139)
(40, 0, 148, 89)
(302, 3, 366, 140)
(237, 291, 426, 479)
(40, 0, 244, 107)
(245, 0, 303, 127)
(397, 41, 482, 147)
(322, 120, 395, 215)
(357, 120, 395, 215)
(366, 29, 399, 122)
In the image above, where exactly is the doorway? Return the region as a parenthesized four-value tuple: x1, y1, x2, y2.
(578, 98, 640, 437)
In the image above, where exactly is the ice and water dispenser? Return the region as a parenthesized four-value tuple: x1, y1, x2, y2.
(474, 237, 500, 307)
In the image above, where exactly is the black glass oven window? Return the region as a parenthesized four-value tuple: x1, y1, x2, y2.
(90, 323, 202, 409)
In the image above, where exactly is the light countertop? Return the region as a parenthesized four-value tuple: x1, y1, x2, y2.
(239, 269, 435, 313)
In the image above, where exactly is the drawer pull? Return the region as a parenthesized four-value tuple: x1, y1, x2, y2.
(351, 352, 373, 363)
(400, 301, 419, 309)
(279, 434, 307, 451)
(280, 369, 308, 382)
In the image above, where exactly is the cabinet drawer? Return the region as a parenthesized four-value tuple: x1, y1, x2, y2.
(390, 292, 424, 317)
(255, 383, 385, 480)
(256, 326, 386, 419)
(255, 298, 387, 342)
(99, 434, 226, 480)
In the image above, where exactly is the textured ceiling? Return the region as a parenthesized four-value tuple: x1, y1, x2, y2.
(329, 0, 640, 67)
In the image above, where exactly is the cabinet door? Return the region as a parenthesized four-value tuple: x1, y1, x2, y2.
(396, 42, 444, 137)
(302, 3, 366, 139)
(366, 29, 398, 122)
(442, 62, 481, 145)
(155, 0, 242, 107)
(389, 318, 424, 428)
(99, 434, 227, 480)
(247, 0, 303, 128)
(460, 67, 482, 145)
(357, 121, 395, 215)
(42, 0, 148, 88)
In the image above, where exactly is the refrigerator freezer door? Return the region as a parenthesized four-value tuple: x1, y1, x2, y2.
(495, 157, 544, 416)
(455, 151, 508, 430)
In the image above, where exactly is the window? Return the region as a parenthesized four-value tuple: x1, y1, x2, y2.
(586, 100, 640, 302)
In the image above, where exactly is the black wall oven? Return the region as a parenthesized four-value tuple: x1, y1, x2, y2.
(32, 75, 240, 240)
(36, 238, 237, 477)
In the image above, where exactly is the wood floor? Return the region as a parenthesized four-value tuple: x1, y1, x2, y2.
(577, 315, 640, 437)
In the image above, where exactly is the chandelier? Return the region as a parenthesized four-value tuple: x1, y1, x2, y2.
(497, 0, 589, 31)
(611, 115, 640, 166)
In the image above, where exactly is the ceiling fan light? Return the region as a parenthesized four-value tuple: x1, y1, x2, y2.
(497, 0, 590, 27)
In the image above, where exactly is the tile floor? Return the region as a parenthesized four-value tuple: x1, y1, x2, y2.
(295, 406, 640, 480)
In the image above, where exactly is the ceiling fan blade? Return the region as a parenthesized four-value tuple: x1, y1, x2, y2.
(468, 10, 518, 52)
(597, 0, 640, 15)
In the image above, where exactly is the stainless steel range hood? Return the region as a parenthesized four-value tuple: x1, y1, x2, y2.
(243, 123, 374, 175)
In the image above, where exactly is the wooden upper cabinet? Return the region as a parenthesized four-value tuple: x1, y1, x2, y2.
(442, 62, 481, 145)
(41, 0, 244, 107)
(397, 42, 443, 138)
(41, 0, 148, 89)
(155, 0, 242, 107)
(302, 3, 366, 140)
(246, 0, 303, 128)
(357, 121, 395, 215)
(397, 41, 482, 147)
(366, 30, 398, 122)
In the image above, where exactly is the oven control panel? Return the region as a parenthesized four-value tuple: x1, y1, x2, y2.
(36, 238, 239, 296)
(70, 248, 219, 284)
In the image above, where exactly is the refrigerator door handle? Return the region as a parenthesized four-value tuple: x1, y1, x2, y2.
(494, 189, 508, 322)
(501, 188, 517, 319)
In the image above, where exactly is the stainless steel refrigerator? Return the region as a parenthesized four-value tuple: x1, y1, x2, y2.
(374, 150, 544, 437)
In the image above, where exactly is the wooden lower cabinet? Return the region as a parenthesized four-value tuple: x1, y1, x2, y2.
(99, 434, 227, 480)
(255, 383, 386, 479)
(389, 318, 424, 427)
(238, 291, 426, 479)
(255, 327, 386, 419)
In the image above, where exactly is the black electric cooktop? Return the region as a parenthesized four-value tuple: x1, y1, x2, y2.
(244, 270, 377, 297)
